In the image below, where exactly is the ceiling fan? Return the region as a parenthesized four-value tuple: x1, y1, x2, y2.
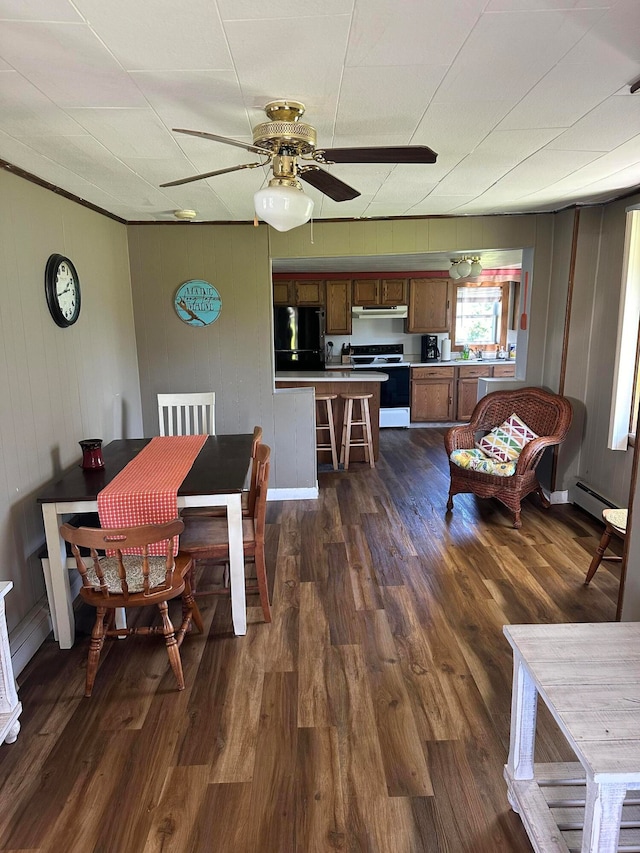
(160, 100, 438, 230)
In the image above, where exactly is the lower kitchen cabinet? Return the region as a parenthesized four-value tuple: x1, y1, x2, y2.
(456, 365, 492, 421)
(411, 367, 454, 421)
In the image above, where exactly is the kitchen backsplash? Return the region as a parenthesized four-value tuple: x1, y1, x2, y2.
(325, 317, 450, 357)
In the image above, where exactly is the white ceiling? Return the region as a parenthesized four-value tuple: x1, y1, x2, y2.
(1, 0, 639, 224)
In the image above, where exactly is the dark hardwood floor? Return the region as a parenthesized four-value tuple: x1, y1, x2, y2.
(0, 428, 621, 852)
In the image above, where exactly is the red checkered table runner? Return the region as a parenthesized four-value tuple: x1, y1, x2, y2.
(97, 435, 207, 554)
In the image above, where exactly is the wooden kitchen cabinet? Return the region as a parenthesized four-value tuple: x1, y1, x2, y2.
(353, 279, 379, 305)
(407, 278, 450, 332)
(273, 279, 294, 305)
(493, 363, 516, 377)
(325, 280, 352, 335)
(381, 278, 407, 305)
(273, 279, 324, 306)
(456, 365, 492, 421)
(352, 278, 407, 306)
(294, 280, 324, 306)
(411, 366, 454, 422)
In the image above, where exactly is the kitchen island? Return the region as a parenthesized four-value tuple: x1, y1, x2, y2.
(275, 371, 387, 464)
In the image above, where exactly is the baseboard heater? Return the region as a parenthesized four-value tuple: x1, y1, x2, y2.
(572, 481, 618, 520)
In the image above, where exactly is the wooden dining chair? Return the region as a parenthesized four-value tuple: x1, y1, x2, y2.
(181, 425, 263, 519)
(60, 519, 203, 697)
(157, 392, 216, 436)
(180, 444, 272, 622)
(584, 507, 628, 584)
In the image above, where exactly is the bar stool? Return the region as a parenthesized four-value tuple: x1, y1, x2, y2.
(584, 507, 627, 584)
(340, 393, 375, 470)
(315, 394, 338, 470)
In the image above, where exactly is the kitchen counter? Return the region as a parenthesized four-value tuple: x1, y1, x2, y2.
(276, 370, 388, 382)
(275, 373, 386, 463)
(408, 358, 516, 367)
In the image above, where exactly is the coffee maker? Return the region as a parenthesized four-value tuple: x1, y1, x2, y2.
(421, 334, 440, 362)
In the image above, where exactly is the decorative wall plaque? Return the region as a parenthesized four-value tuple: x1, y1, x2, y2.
(173, 280, 222, 326)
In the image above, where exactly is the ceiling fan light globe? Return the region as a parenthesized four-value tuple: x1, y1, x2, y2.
(253, 185, 314, 232)
(457, 258, 472, 277)
(449, 263, 461, 280)
(470, 259, 483, 277)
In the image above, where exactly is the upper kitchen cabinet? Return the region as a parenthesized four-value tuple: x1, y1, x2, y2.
(273, 279, 324, 306)
(407, 278, 450, 333)
(325, 280, 352, 335)
(273, 279, 294, 305)
(353, 278, 407, 306)
(294, 280, 324, 306)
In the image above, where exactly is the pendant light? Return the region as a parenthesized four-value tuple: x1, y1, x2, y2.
(254, 179, 314, 232)
(449, 256, 483, 279)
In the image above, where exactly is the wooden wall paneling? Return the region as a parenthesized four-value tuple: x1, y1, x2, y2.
(0, 170, 138, 635)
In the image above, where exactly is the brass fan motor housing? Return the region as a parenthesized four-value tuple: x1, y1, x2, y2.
(252, 100, 316, 155)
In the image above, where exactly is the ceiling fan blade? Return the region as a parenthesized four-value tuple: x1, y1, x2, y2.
(172, 128, 272, 157)
(315, 145, 438, 165)
(299, 167, 361, 202)
(160, 161, 264, 188)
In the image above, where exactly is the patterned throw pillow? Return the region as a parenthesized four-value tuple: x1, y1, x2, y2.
(476, 413, 539, 463)
(449, 448, 516, 477)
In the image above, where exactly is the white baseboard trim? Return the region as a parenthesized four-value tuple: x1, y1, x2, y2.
(548, 489, 569, 505)
(571, 481, 618, 520)
(9, 599, 52, 678)
(268, 485, 319, 501)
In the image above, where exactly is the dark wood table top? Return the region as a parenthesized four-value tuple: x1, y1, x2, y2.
(37, 435, 254, 504)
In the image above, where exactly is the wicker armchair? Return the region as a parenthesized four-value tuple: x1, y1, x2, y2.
(445, 386, 573, 528)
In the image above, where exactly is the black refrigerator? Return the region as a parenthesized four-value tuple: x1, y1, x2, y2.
(274, 306, 325, 371)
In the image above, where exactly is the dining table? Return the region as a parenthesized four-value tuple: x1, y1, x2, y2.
(37, 434, 254, 649)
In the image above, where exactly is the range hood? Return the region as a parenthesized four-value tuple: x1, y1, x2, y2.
(352, 305, 408, 319)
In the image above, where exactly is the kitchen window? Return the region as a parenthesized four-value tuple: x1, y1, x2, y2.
(451, 282, 510, 351)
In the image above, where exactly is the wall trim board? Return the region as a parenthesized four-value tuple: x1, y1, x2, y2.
(9, 600, 52, 678)
(268, 486, 319, 501)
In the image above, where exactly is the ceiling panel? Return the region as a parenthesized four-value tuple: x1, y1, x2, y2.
(0, 1, 83, 21)
(0, 0, 636, 223)
(73, 0, 232, 71)
(0, 22, 147, 108)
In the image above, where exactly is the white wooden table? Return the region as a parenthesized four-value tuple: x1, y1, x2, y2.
(38, 436, 253, 649)
(0, 582, 21, 745)
(504, 622, 640, 853)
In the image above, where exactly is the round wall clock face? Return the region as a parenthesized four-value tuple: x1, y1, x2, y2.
(174, 280, 222, 326)
(45, 254, 81, 327)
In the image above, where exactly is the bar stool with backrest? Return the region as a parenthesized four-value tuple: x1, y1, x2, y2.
(315, 394, 338, 470)
(157, 392, 216, 436)
(340, 393, 375, 470)
(584, 507, 628, 584)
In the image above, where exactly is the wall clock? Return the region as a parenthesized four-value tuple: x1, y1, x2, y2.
(174, 280, 222, 326)
(45, 254, 81, 327)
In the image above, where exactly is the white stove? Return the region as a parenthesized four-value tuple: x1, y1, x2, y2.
(351, 354, 411, 368)
(349, 345, 410, 428)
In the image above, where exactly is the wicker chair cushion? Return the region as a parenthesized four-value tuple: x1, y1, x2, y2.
(450, 448, 517, 478)
(476, 413, 539, 463)
(86, 556, 170, 593)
